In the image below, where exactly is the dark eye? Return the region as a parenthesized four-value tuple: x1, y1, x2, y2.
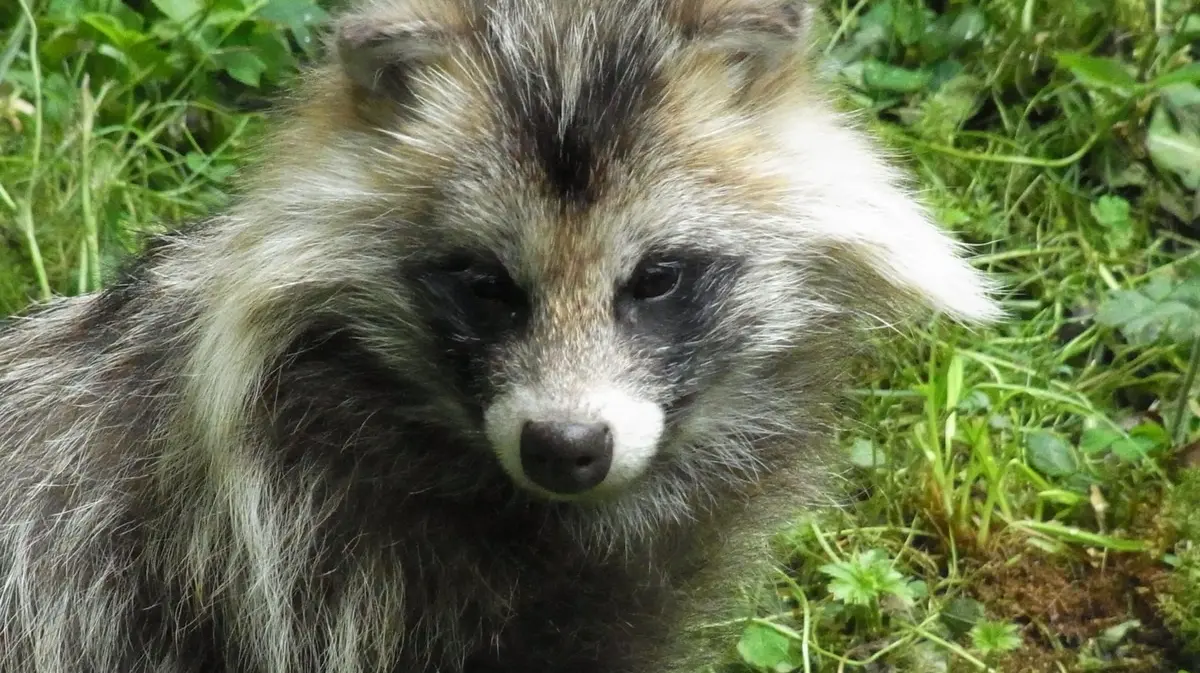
(629, 261, 683, 301)
(440, 255, 476, 274)
(468, 273, 510, 302)
(438, 254, 523, 305)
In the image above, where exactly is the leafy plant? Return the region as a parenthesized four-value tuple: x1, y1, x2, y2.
(1097, 272, 1200, 445)
(825, 0, 989, 122)
(736, 622, 796, 673)
(819, 548, 916, 633)
(31, 0, 329, 97)
(969, 620, 1023, 659)
(1055, 34, 1200, 224)
(0, 0, 331, 311)
(1090, 195, 1135, 253)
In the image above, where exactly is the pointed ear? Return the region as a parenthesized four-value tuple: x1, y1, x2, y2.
(678, 0, 815, 65)
(331, 2, 457, 99)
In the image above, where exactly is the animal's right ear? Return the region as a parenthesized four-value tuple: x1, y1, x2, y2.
(332, 3, 454, 99)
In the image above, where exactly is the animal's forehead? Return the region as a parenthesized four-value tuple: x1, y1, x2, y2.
(494, 195, 659, 285)
(466, 0, 675, 211)
(410, 1, 790, 270)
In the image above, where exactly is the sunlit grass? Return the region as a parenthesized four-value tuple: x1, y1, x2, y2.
(728, 1, 1200, 671)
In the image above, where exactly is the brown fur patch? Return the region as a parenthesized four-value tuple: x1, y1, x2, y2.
(654, 53, 794, 212)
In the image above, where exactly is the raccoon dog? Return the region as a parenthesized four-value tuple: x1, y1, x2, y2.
(0, 0, 1000, 671)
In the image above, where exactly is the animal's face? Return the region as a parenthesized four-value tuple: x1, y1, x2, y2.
(266, 0, 1000, 505)
(408, 177, 781, 502)
(356, 0, 842, 503)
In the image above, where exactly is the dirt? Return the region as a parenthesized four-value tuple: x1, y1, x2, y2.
(964, 536, 1186, 672)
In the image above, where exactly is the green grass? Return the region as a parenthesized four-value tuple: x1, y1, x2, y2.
(2, 1, 1199, 672)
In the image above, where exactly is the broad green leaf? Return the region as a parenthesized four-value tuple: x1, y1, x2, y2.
(1110, 436, 1156, 462)
(1026, 431, 1079, 477)
(203, 9, 255, 26)
(151, 0, 203, 24)
(1174, 275, 1200, 305)
(857, 0, 896, 34)
(947, 7, 987, 45)
(862, 60, 933, 93)
(1162, 83, 1200, 124)
(892, 2, 932, 47)
(906, 643, 952, 673)
(94, 42, 132, 69)
(1154, 189, 1199, 230)
(927, 59, 965, 92)
(80, 13, 147, 51)
(941, 597, 984, 638)
(848, 439, 886, 469)
(956, 389, 991, 413)
(1184, 13, 1200, 40)
(1055, 52, 1138, 98)
(1080, 427, 1121, 455)
(1106, 161, 1152, 188)
(839, 61, 867, 89)
(1144, 274, 1177, 302)
(1147, 106, 1200, 189)
(1150, 63, 1200, 91)
(258, 0, 328, 56)
(185, 152, 237, 183)
(736, 622, 795, 673)
(1090, 195, 1134, 251)
(217, 50, 268, 88)
(819, 561, 859, 587)
(1129, 300, 1200, 343)
(922, 7, 986, 59)
(247, 27, 294, 80)
(1096, 291, 1146, 327)
(258, 0, 328, 29)
(1064, 472, 1099, 494)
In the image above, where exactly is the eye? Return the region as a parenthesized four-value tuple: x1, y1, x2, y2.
(629, 260, 683, 301)
(468, 273, 511, 302)
(438, 254, 523, 305)
(440, 254, 476, 274)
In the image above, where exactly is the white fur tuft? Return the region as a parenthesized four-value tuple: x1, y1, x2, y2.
(765, 103, 1004, 325)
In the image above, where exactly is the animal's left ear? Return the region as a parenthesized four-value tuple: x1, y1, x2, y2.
(677, 0, 814, 66)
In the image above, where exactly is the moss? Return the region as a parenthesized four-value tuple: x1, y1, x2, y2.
(1160, 468, 1200, 656)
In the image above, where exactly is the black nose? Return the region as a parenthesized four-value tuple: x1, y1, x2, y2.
(519, 421, 613, 495)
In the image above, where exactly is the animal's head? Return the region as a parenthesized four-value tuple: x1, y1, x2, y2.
(201, 0, 1001, 523)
